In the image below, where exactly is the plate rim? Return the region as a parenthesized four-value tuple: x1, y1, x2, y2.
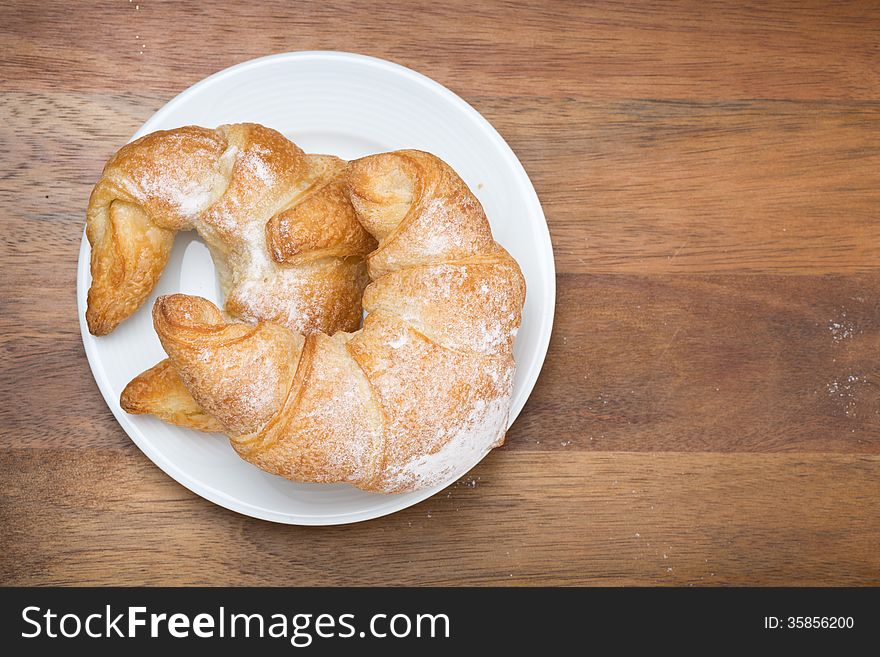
(76, 50, 556, 525)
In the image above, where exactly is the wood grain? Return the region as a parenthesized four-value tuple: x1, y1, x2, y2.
(2, 1, 879, 100)
(518, 99, 880, 273)
(1, 449, 877, 586)
(4, 274, 880, 452)
(514, 273, 880, 454)
(1, 0, 878, 585)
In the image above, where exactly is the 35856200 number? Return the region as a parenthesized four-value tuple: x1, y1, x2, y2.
(764, 616, 855, 630)
(789, 617, 853, 629)
(764, 616, 854, 629)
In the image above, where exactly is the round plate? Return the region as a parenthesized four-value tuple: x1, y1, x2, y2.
(77, 52, 555, 525)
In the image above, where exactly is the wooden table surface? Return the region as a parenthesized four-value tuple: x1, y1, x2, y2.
(2, 0, 878, 586)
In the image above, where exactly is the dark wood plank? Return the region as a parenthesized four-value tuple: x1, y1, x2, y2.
(2, 1, 879, 100)
(4, 274, 880, 453)
(1, 449, 877, 586)
(513, 273, 880, 454)
(505, 99, 880, 274)
(3, 94, 879, 280)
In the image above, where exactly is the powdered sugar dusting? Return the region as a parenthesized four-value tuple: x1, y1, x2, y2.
(135, 167, 219, 218)
(418, 198, 469, 257)
(230, 248, 364, 335)
(199, 141, 336, 333)
(180, 325, 294, 437)
(243, 334, 384, 485)
(239, 143, 276, 187)
(384, 393, 510, 491)
(388, 332, 408, 349)
(369, 260, 522, 356)
(476, 318, 505, 353)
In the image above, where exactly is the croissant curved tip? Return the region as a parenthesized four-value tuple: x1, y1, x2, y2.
(87, 318, 113, 337)
(85, 300, 120, 336)
(119, 381, 141, 414)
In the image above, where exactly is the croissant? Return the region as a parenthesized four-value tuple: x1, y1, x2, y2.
(85, 123, 375, 336)
(118, 148, 526, 493)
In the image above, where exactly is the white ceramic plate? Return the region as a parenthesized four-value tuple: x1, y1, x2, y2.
(77, 52, 555, 525)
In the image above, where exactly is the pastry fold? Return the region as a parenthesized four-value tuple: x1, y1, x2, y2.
(85, 124, 375, 336)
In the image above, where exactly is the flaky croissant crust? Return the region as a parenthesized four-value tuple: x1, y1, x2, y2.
(100, 131, 525, 493)
(86, 123, 375, 337)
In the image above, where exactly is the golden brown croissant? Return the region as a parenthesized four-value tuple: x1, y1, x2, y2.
(120, 149, 526, 493)
(85, 123, 375, 336)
